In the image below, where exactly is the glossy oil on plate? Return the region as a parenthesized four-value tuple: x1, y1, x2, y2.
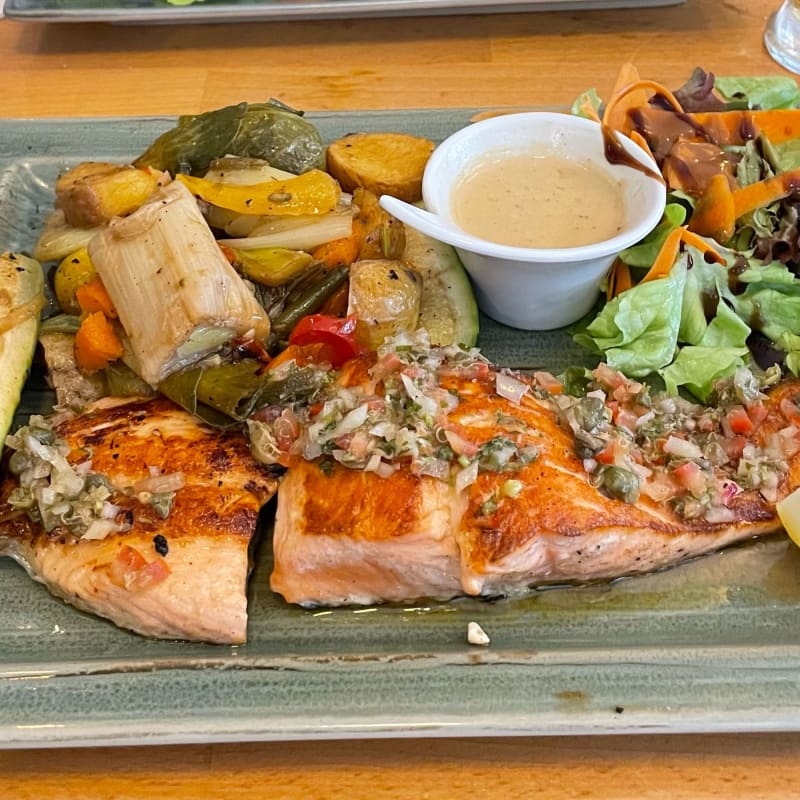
(2, 0, 685, 25)
(1, 112, 800, 749)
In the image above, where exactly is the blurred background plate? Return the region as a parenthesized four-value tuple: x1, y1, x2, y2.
(3, 0, 685, 25)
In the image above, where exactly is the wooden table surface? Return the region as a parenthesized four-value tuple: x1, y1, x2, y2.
(3, 0, 800, 797)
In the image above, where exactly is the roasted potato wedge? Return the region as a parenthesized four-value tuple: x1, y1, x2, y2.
(326, 132, 435, 203)
(347, 258, 422, 349)
(56, 162, 165, 228)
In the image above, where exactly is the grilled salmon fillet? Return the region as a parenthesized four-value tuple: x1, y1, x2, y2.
(272, 465, 464, 605)
(271, 362, 793, 607)
(0, 396, 278, 643)
(453, 383, 777, 597)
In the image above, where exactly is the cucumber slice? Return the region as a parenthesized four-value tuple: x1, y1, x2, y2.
(0, 253, 45, 441)
(402, 224, 479, 348)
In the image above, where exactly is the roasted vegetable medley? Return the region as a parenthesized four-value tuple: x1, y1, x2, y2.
(24, 100, 477, 431)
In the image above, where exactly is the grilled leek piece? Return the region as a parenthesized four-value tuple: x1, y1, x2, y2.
(88, 181, 271, 386)
(34, 210, 99, 263)
(0, 253, 45, 443)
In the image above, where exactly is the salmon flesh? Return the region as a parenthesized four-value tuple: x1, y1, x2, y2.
(0, 396, 278, 643)
(270, 361, 797, 607)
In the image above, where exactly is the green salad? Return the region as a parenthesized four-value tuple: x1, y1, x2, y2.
(571, 68, 800, 401)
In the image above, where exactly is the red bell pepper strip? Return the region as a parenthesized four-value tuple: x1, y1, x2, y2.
(288, 314, 362, 367)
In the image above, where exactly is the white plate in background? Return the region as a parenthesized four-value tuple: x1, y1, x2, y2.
(4, 0, 686, 25)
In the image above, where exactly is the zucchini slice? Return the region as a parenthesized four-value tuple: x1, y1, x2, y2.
(0, 253, 45, 442)
(402, 224, 479, 348)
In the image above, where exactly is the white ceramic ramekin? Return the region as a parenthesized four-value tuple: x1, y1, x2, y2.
(382, 111, 666, 330)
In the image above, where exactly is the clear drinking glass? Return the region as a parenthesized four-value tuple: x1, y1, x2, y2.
(765, 0, 800, 74)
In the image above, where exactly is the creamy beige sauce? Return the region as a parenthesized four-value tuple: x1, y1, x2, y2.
(451, 151, 627, 249)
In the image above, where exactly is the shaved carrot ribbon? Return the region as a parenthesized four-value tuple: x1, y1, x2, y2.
(688, 173, 736, 243)
(610, 227, 725, 298)
(637, 226, 685, 285)
(607, 258, 632, 299)
(629, 130, 657, 166)
(732, 167, 800, 219)
(680, 228, 727, 263)
(603, 63, 649, 134)
(602, 76, 685, 136)
(638, 226, 724, 287)
(690, 167, 800, 244)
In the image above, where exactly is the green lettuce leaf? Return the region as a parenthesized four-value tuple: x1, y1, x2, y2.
(571, 88, 602, 120)
(660, 346, 748, 402)
(755, 134, 800, 173)
(618, 203, 687, 268)
(661, 260, 750, 400)
(698, 297, 751, 348)
(735, 140, 775, 186)
(776, 332, 800, 375)
(733, 286, 800, 343)
(714, 75, 800, 110)
(573, 258, 687, 377)
(574, 240, 756, 398)
(678, 249, 741, 344)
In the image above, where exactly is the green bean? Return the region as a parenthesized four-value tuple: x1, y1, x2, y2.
(270, 265, 349, 339)
(39, 314, 82, 335)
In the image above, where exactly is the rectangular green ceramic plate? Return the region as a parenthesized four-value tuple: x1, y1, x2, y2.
(1, 112, 800, 749)
(2, 0, 684, 25)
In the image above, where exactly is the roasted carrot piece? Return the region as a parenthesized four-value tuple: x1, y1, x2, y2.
(74, 311, 124, 373)
(310, 231, 361, 268)
(311, 215, 366, 268)
(688, 173, 736, 243)
(266, 342, 332, 372)
(219, 244, 237, 265)
(75, 277, 117, 318)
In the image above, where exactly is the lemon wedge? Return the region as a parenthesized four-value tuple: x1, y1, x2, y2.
(776, 487, 800, 547)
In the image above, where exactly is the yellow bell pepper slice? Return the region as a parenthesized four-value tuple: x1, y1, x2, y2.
(231, 247, 313, 287)
(177, 169, 340, 216)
